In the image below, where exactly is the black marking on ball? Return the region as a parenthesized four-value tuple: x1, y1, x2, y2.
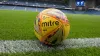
(34, 29, 38, 34)
(56, 16, 60, 19)
(47, 28, 59, 38)
(34, 19, 36, 25)
(51, 38, 57, 44)
(43, 29, 47, 31)
(38, 18, 40, 22)
(48, 35, 52, 38)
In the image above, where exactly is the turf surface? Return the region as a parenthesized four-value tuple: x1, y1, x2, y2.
(1, 47, 100, 56)
(67, 14, 100, 38)
(0, 10, 100, 40)
(0, 10, 100, 56)
(0, 10, 38, 40)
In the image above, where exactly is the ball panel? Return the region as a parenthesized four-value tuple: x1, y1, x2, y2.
(39, 15, 62, 42)
(34, 8, 70, 45)
(40, 25, 60, 43)
(34, 30, 42, 40)
(43, 25, 64, 45)
(63, 23, 70, 39)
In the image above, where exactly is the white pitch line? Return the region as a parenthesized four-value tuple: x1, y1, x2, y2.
(25, 7, 27, 11)
(12, 6, 16, 10)
(0, 38, 100, 53)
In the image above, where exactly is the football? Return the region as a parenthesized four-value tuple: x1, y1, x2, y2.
(34, 8, 70, 45)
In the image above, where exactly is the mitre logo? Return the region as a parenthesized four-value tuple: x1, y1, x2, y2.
(42, 20, 59, 27)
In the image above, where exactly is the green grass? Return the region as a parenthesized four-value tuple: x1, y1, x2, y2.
(67, 14, 100, 38)
(0, 10, 38, 40)
(0, 10, 100, 56)
(1, 47, 100, 56)
(0, 10, 100, 40)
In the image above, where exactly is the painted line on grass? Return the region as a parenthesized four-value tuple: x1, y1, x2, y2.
(25, 7, 27, 11)
(0, 38, 100, 53)
(12, 6, 16, 10)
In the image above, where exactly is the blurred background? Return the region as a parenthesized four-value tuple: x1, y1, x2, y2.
(0, 0, 100, 15)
